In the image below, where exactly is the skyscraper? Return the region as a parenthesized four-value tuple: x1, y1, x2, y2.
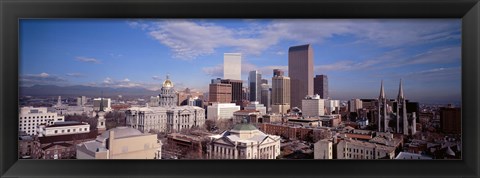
(248, 70, 262, 102)
(224, 53, 242, 80)
(260, 83, 270, 111)
(288, 44, 314, 108)
(271, 69, 291, 114)
(314, 75, 328, 99)
(209, 79, 232, 103)
(220, 79, 243, 104)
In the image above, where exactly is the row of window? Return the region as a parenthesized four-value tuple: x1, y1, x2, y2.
(19, 115, 55, 119)
(53, 128, 88, 134)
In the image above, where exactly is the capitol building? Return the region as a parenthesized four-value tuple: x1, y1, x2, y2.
(206, 119, 281, 159)
(126, 75, 205, 133)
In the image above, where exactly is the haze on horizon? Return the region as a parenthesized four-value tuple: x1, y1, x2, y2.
(19, 19, 461, 104)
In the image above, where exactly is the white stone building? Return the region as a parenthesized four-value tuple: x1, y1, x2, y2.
(336, 139, 396, 159)
(37, 121, 90, 137)
(223, 53, 242, 80)
(314, 139, 333, 159)
(206, 120, 281, 159)
(207, 103, 240, 121)
(19, 107, 65, 136)
(301, 94, 325, 117)
(244, 101, 267, 115)
(76, 127, 162, 159)
(159, 75, 178, 107)
(126, 106, 205, 133)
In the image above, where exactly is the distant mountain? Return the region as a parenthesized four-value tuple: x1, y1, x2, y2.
(20, 85, 160, 97)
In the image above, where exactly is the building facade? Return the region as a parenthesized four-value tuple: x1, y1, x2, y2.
(271, 69, 291, 114)
(207, 103, 241, 121)
(19, 107, 65, 136)
(220, 79, 243, 104)
(288, 44, 314, 109)
(159, 75, 178, 107)
(126, 106, 205, 133)
(37, 121, 90, 137)
(314, 75, 328, 99)
(302, 94, 325, 117)
(207, 120, 281, 159)
(209, 80, 232, 103)
(248, 70, 262, 102)
(223, 53, 242, 80)
(76, 127, 162, 159)
(244, 101, 267, 115)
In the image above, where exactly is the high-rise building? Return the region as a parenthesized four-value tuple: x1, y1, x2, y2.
(93, 98, 111, 111)
(220, 79, 243, 103)
(314, 75, 328, 99)
(288, 44, 314, 108)
(76, 96, 87, 106)
(348, 99, 363, 113)
(18, 107, 65, 136)
(271, 69, 291, 114)
(260, 83, 270, 112)
(440, 107, 461, 134)
(223, 53, 242, 80)
(209, 80, 232, 103)
(248, 70, 262, 102)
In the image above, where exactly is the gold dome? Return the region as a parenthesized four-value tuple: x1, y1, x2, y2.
(162, 75, 173, 88)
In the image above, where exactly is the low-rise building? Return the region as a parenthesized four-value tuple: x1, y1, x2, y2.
(76, 127, 162, 159)
(37, 121, 90, 137)
(233, 110, 262, 124)
(206, 120, 281, 159)
(244, 101, 267, 115)
(207, 103, 240, 121)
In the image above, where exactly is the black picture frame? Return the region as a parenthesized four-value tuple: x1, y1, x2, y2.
(1, 0, 479, 177)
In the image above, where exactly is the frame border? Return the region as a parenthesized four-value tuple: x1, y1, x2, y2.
(1, 0, 479, 177)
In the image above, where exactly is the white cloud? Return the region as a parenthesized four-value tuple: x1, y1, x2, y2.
(75, 56, 101, 64)
(20, 73, 67, 86)
(152, 76, 163, 80)
(66, 73, 84, 77)
(130, 19, 459, 61)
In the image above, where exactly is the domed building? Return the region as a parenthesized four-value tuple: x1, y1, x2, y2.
(159, 75, 178, 107)
(206, 119, 281, 159)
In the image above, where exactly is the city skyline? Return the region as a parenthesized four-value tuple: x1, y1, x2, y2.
(20, 19, 461, 104)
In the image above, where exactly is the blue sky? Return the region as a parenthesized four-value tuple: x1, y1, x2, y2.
(20, 19, 461, 104)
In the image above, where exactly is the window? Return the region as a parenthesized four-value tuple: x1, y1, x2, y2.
(62, 130, 65, 133)
(54, 130, 58, 134)
(73, 129, 76, 132)
(67, 129, 70, 132)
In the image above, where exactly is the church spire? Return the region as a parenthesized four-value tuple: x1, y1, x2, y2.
(398, 79, 404, 100)
(379, 80, 385, 99)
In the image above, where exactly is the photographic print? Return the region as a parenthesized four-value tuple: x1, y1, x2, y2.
(18, 19, 461, 160)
